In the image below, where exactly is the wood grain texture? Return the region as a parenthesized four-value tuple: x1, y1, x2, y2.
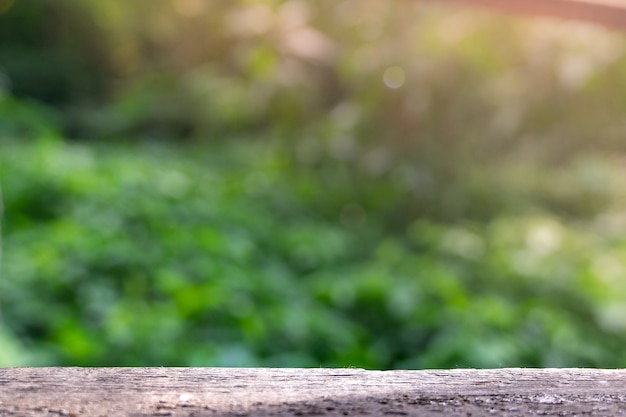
(432, 0, 626, 30)
(1, 368, 626, 416)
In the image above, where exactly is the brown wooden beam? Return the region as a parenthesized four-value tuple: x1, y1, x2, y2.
(432, 0, 626, 30)
(2, 368, 626, 416)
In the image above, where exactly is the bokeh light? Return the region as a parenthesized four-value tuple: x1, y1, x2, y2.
(383, 66, 405, 89)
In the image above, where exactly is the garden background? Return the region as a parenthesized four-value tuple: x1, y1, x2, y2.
(2, 0, 626, 368)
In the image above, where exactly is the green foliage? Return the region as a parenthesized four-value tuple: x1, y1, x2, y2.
(3, 0, 626, 369)
(2, 137, 626, 368)
(0, 94, 62, 138)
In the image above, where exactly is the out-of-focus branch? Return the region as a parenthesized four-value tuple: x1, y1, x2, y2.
(431, 0, 626, 30)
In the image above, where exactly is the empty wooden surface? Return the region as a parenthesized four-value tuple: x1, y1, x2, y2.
(1, 368, 626, 416)
(434, 0, 626, 30)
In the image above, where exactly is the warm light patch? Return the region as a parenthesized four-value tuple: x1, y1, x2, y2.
(226, 5, 274, 37)
(282, 27, 336, 62)
(278, 0, 311, 30)
(172, 0, 205, 18)
(383, 66, 405, 89)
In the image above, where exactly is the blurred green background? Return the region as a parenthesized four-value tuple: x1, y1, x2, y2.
(2, 0, 626, 368)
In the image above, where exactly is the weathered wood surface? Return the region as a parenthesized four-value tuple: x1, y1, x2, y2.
(435, 0, 626, 30)
(1, 368, 626, 416)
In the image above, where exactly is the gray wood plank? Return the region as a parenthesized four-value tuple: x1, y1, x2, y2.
(1, 368, 626, 416)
